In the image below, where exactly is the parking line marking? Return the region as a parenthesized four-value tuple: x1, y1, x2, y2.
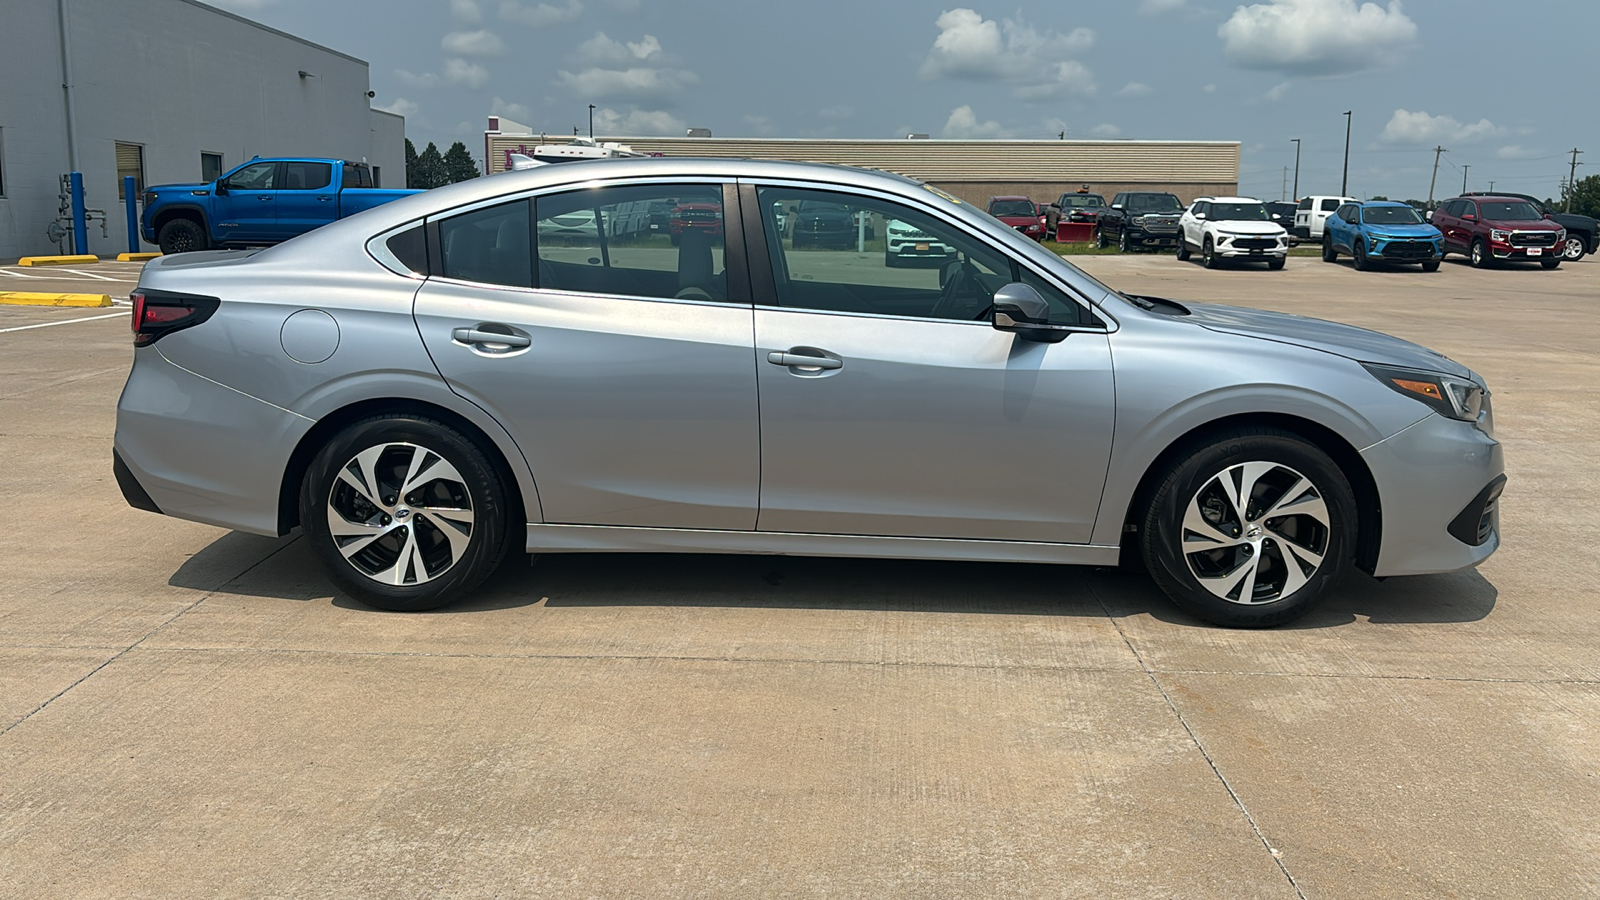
(0, 268, 45, 279)
(0, 311, 129, 333)
(56, 268, 119, 282)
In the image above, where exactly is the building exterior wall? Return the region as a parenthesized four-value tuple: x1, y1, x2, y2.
(483, 134, 1240, 206)
(0, 0, 404, 259)
(368, 110, 406, 189)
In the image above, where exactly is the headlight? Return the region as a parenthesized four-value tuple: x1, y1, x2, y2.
(1491, 229, 1512, 242)
(1362, 363, 1487, 424)
(1556, 229, 1567, 242)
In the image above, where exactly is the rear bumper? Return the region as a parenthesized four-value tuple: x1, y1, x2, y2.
(1363, 413, 1504, 576)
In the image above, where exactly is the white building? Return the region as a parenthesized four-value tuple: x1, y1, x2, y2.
(0, 0, 405, 259)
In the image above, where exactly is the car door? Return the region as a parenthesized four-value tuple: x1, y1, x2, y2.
(740, 182, 1115, 544)
(1435, 200, 1466, 251)
(413, 181, 762, 530)
(1184, 201, 1210, 247)
(273, 160, 337, 239)
(212, 161, 278, 242)
(1327, 205, 1354, 252)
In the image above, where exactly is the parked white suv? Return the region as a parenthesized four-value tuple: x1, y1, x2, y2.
(1177, 197, 1290, 269)
(1293, 195, 1358, 240)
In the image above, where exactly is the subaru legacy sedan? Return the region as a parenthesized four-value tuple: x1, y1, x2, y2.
(114, 159, 1503, 627)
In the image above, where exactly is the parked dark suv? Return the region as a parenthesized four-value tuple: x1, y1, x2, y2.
(1433, 195, 1567, 269)
(1462, 191, 1596, 261)
(1095, 191, 1185, 251)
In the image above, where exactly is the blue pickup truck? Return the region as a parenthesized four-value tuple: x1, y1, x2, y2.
(140, 157, 419, 254)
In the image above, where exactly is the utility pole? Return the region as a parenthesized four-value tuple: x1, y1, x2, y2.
(1461, 164, 1470, 195)
(588, 104, 596, 141)
(1341, 111, 1352, 196)
(1282, 166, 1288, 201)
(1291, 138, 1301, 200)
(1567, 148, 1584, 212)
(1488, 181, 1495, 193)
(1427, 145, 1447, 207)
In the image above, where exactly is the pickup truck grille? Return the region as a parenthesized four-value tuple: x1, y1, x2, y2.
(1138, 215, 1180, 233)
(1381, 241, 1435, 259)
(1510, 231, 1557, 247)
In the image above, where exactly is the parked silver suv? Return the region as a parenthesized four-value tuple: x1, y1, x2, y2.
(115, 159, 1503, 627)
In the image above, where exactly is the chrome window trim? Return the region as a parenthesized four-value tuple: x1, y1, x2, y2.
(365, 219, 427, 279)
(755, 303, 1109, 333)
(425, 175, 736, 222)
(427, 275, 753, 311)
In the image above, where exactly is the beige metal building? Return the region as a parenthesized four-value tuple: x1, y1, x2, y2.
(484, 124, 1239, 206)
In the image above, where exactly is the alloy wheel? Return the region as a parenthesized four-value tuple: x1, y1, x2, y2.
(326, 441, 475, 586)
(1180, 461, 1330, 604)
(1563, 236, 1585, 261)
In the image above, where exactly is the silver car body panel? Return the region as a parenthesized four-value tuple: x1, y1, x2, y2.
(115, 157, 1502, 580)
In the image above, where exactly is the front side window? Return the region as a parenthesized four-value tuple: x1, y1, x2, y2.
(757, 186, 1084, 325)
(282, 161, 332, 191)
(1297, 198, 1312, 210)
(225, 162, 276, 191)
(438, 199, 532, 288)
(1336, 204, 1358, 222)
(536, 183, 727, 302)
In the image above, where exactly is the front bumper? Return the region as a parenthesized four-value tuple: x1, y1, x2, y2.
(1126, 227, 1180, 247)
(1371, 236, 1442, 261)
(1214, 235, 1288, 258)
(1362, 412, 1504, 577)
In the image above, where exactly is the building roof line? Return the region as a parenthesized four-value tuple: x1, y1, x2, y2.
(176, 0, 368, 66)
(600, 137, 1242, 147)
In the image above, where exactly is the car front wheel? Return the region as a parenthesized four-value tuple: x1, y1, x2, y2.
(1470, 238, 1493, 268)
(1203, 236, 1220, 269)
(1322, 234, 1337, 262)
(157, 218, 208, 254)
(1118, 229, 1131, 253)
(300, 415, 512, 612)
(1140, 428, 1355, 627)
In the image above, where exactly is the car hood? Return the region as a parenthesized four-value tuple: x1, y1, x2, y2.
(1210, 221, 1285, 235)
(1180, 300, 1474, 379)
(1484, 218, 1562, 231)
(1361, 223, 1442, 238)
(994, 214, 1040, 226)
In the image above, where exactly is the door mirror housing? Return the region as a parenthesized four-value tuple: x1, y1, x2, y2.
(991, 283, 1070, 344)
(1461, 213, 1476, 221)
(1193, 213, 1206, 221)
(1111, 203, 1124, 210)
(214, 182, 229, 196)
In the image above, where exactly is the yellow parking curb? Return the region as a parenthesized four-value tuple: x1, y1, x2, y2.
(0, 292, 113, 308)
(18, 255, 101, 266)
(117, 252, 162, 262)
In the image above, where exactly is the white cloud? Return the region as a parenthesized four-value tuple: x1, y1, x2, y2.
(450, 0, 482, 24)
(941, 105, 1016, 139)
(593, 106, 686, 136)
(442, 29, 506, 56)
(443, 58, 491, 89)
(376, 97, 419, 118)
(395, 68, 441, 89)
(574, 31, 663, 66)
(491, 96, 532, 122)
(1140, 0, 1186, 13)
(556, 67, 696, 106)
(1265, 81, 1291, 101)
(1496, 145, 1537, 159)
(499, 0, 583, 26)
(920, 9, 1096, 101)
(1115, 82, 1152, 97)
(1203, 83, 1217, 93)
(1090, 123, 1121, 138)
(1218, 0, 1417, 77)
(819, 105, 854, 119)
(1378, 109, 1503, 145)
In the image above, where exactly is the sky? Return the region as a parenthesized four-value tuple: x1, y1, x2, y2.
(209, 0, 1598, 203)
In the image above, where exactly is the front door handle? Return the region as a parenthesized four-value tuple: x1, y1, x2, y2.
(453, 326, 531, 349)
(767, 350, 842, 370)
(258, 196, 272, 201)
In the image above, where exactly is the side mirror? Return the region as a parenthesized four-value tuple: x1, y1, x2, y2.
(992, 283, 1069, 344)
(1111, 203, 1124, 210)
(1462, 213, 1476, 221)
(1193, 213, 1206, 220)
(214, 182, 229, 196)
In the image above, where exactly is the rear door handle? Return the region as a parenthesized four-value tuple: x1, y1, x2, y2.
(767, 350, 841, 370)
(453, 327, 531, 348)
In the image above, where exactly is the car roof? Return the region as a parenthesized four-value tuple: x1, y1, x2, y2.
(1207, 197, 1263, 203)
(988, 195, 1032, 202)
(1354, 200, 1411, 207)
(1456, 194, 1531, 203)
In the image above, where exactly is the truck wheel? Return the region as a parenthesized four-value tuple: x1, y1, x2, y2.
(1118, 230, 1131, 253)
(1561, 235, 1587, 261)
(157, 218, 208, 254)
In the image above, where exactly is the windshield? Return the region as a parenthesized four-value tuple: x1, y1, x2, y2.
(989, 200, 1036, 217)
(1477, 201, 1543, 222)
(1211, 202, 1269, 222)
(1126, 194, 1182, 212)
(1363, 206, 1425, 225)
(1060, 195, 1103, 208)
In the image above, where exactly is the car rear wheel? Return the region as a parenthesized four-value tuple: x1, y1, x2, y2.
(1470, 238, 1493, 268)
(157, 218, 208, 254)
(1203, 236, 1220, 269)
(1321, 234, 1337, 262)
(1561, 236, 1586, 261)
(1140, 429, 1355, 628)
(300, 416, 512, 612)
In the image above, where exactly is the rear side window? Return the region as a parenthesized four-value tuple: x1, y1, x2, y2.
(386, 225, 427, 275)
(438, 200, 532, 288)
(282, 161, 332, 191)
(1320, 199, 1341, 212)
(535, 183, 727, 302)
(1297, 198, 1312, 210)
(342, 165, 370, 188)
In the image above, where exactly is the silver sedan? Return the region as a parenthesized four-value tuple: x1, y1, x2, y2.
(114, 159, 1503, 627)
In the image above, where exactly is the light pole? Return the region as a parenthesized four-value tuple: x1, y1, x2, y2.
(1291, 138, 1301, 200)
(1461, 165, 1470, 194)
(1340, 111, 1352, 196)
(588, 104, 596, 141)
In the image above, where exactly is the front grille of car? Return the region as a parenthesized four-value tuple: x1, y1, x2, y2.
(1381, 241, 1435, 259)
(1138, 216, 1179, 233)
(1510, 231, 1557, 247)
(1231, 237, 1277, 250)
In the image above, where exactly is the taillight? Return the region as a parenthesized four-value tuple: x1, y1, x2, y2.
(130, 288, 221, 347)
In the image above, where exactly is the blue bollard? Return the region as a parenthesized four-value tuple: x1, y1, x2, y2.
(124, 175, 139, 254)
(70, 171, 88, 255)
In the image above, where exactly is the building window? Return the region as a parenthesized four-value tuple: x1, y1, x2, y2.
(372, 165, 381, 188)
(116, 141, 145, 200)
(201, 152, 224, 183)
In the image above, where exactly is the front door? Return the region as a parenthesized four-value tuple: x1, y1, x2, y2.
(213, 161, 278, 243)
(414, 183, 761, 530)
(272, 160, 336, 240)
(744, 183, 1116, 544)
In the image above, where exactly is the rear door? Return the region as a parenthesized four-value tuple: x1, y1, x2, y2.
(212, 161, 279, 242)
(272, 160, 337, 239)
(741, 181, 1115, 544)
(414, 181, 762, 530)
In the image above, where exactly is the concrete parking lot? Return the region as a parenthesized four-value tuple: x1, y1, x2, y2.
(2, 254, 1597, 898)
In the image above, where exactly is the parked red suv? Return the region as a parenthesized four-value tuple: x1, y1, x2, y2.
(1433, 195, 1567, 269)
(986, 196, 1047, 241)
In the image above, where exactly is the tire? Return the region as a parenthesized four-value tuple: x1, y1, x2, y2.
(1322, 235, 1337, 262)
(300, 415, 512, 612)
(1267, 256, 1286, 271)
(1118, 229, 1131, 253)
(1561, 235, 1586, 261)
(1140, 428, 1356, 628)
(1541, 257, 1561, 270)
(156, 218, 208, 254)
(1421, 259, 1441, 272)
(884, 251, 900, 268)
(1096, 227, 1110, 249)
(1353, 241, 1370, 271)
(1470, 238, 1493, 269)
(1175, 238, 1191, 261)
(1203, 236, 1221, 269)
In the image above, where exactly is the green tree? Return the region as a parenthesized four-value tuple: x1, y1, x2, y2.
(404, 138, 420, 189)
(442, 141, 481, 183)
(1562, 174, 1600, 218)
(415, 142, 448, 189)
(1368, 195, 1389, 201)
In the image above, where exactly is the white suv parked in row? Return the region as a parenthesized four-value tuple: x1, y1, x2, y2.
(1177, 197, 1290, 269)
